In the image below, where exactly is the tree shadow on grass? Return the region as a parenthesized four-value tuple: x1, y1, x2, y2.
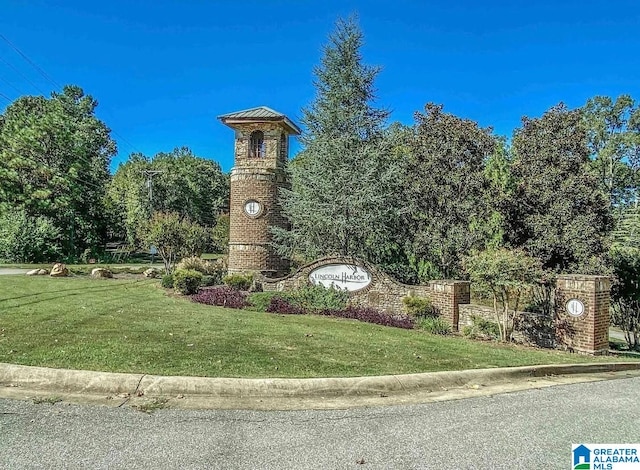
(0, 279, 153, 307)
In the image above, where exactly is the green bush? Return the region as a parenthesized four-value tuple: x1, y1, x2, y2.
(416, 317, 452, 335)
(462, 315, 501, 340)
(246, 291, 289, 312)
(173, 269, 203, 295)
(0, 209, 61, 263)
(223, 273, 254, 291)
(200, 275, 219, 287)
(402, 296, 434, 317)
(176, 256, 224, 275)
(288, 284, 349, 313)
(161, 274, 174, 288)
(246, 285, 348, 313)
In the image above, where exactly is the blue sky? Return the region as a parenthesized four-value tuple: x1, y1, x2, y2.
(1, 0, 638, 173)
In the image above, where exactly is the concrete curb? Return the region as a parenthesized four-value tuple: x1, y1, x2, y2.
(2, 362, 639, 398)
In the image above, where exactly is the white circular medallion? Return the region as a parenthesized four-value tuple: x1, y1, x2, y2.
(244, 200, 262, 217)
(566, 299, 585, 317)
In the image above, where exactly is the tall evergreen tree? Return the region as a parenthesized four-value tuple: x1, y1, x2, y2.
(0, 85, 116, 257)
(274, 17, 401, 264)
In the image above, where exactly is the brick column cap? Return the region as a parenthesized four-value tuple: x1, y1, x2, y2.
(429, 279, 471, 285)
(556, 274, 612, 281)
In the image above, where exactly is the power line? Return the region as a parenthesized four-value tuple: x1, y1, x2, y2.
(0, 34, 145, 157)
(0, 54, 47, 95)
(1, 147, 108, 193)
(0, 34, 61, 90)
(0, 91, 11, 102)
(0, 74, 21, 95)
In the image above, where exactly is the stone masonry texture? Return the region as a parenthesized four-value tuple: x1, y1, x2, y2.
(225, 121, 293, 277)
(260, 256, 470, 329)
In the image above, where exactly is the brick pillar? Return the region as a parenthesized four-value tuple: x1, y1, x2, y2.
(555, 275, 610, 355)
(428, 280, 470, 331)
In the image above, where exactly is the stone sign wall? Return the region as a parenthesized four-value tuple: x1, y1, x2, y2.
(260, 257, 611, 355)
(260, 257, 470, 330)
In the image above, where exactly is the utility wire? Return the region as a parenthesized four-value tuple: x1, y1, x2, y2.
(0, 34, 145, 157)
(0, 74, 21, 95)
(1, 147, 108, 193)
(0, 54, 47, 95)
(3, 147, 224, 227)
(0, 91, 11, 102)
(0, 34, 62, 90)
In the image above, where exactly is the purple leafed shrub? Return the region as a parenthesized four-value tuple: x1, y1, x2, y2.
(266, 297, 415, 330)
(319, 306, 415, 330)
(191, 286, 248, 309)
(266, 297, 304, 315)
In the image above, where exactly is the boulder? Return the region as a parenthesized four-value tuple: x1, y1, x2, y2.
(143, 268, 161, 278)
(26, 269, 49, 276)
(91, 268, 113, 279)
(50, 263, 69, 277)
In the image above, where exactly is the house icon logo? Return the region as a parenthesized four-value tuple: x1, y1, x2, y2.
(573, 444, 591, 470)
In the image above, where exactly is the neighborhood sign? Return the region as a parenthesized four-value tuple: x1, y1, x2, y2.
(308, 264, 372, 292)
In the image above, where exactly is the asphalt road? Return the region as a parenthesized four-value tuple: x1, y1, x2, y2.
(1, 377, 638, 469)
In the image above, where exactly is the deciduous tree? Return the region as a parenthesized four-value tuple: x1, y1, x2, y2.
(107, 147, 228, 246)
(465, 248, 542, 342)
(403, 103, 496, 278)
(610, 247, 640, 350)
(507, 103, 613, 273)
(139, 212, 210, 274)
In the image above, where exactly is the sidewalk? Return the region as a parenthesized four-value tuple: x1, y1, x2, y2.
(2, 362, 639, 410)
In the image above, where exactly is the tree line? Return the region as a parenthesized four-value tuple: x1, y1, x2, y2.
(273, 18, 639, 347)
(0, 17, 638, 346)
(0, 86, 229, 263)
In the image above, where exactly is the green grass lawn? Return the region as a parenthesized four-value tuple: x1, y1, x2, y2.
(0, 275, 628, 378)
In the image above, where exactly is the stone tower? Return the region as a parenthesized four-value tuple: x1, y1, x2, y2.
(218, 106, 300, 277)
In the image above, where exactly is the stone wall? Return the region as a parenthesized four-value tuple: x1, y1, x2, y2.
(260, 257, 470, 328)
(459, 304, 555, 348)
(260, 257, 611, 356)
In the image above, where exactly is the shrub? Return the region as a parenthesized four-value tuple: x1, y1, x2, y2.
(402, 296, 434, 317)
(191, 286, 248, 309)
(417, 317, 451, 335)
(200, 275, 219, 287)
(0, 209, 61, 263)
(318, 306, 415, 330)
(177, 256, 223, 275)
(223, 273, 254, 291)
(462, 315, 501, 340)
(288, 284, 349, 313)
(161, 274, 174, 288)
(173, 269, 203, 295)
(247, 292, 289, 312)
